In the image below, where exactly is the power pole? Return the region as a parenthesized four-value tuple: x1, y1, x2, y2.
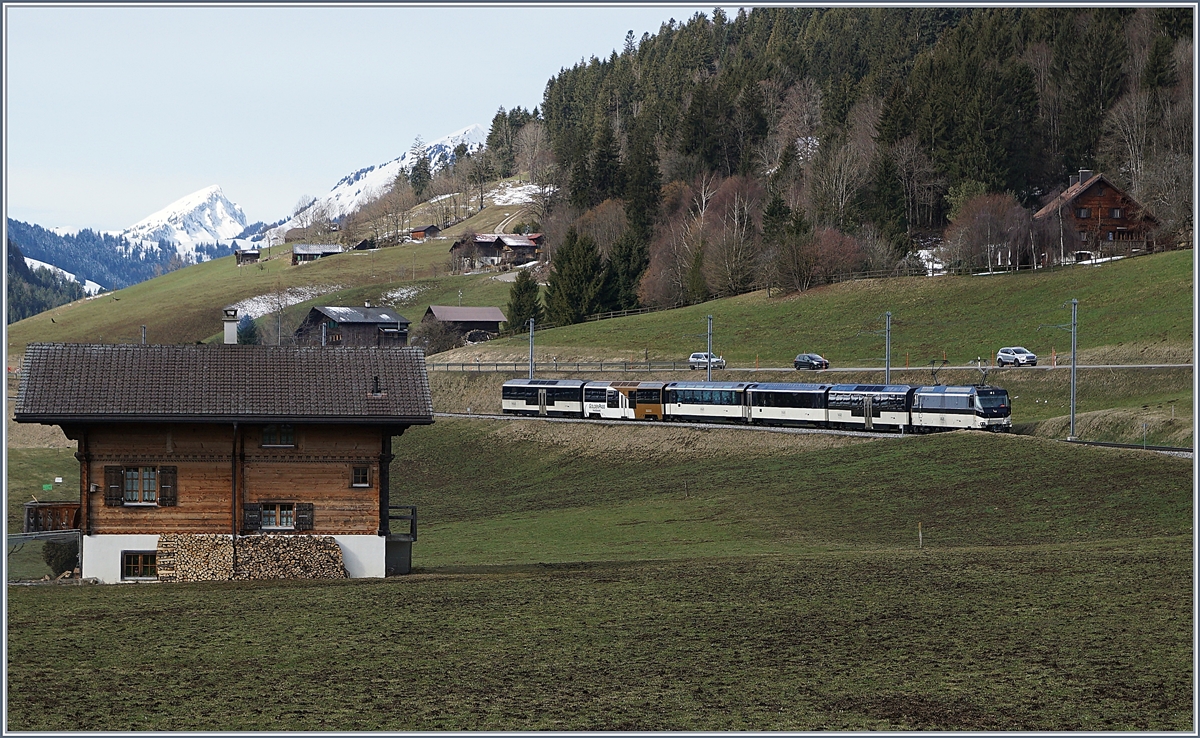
(884, 311, 892, 384)
(1039, 297, 1079, 439)
(706, 314, 714, 382)
(528, 317, 535, 379)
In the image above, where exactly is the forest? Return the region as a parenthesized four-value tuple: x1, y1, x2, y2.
(6, 241, 85, 323)
(482, 7, 1192, 326)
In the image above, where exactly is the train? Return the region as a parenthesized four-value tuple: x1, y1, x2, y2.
(500, 378, 1012, 433)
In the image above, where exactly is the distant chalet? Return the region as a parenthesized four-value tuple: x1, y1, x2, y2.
(410, 224, 441, 241)
(235, 249, 260, 266)
(424, 305, 507, 335)
(449, 233, 543, 268)
(294, 305, 411, 347)
(1033, 169, 1159, 260)
(291, 244, 343, 265)
(14, 342, 433, 583)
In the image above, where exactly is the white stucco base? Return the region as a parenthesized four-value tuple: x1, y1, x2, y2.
(82, 534, 161, 584)
(82, 534, 385, 583)
(332, 535, 385, 578)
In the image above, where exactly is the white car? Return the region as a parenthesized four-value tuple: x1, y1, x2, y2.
(688, 352, 726, 370)
(996, 346, 1037, 367)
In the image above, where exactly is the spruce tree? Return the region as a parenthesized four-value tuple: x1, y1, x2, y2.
(505, 268, 543, 330)
(543, 227, 602, 325)
(236, 314, 262, 345)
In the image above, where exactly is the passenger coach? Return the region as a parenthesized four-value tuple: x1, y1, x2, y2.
(501, 379, 586, 417)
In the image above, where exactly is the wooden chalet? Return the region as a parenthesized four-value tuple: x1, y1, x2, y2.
(291, 243, 344, 265)
(410, 224, 441, 241)
(235, 249, 260, 266)
(1033, 170, 1159, 262)
(423, 305, 507, 335)
(449, 233, 542, 269)
(14, 343, 434, 583)
(294, 305, 411, 347)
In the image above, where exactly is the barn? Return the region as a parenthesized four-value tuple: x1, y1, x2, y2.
(14, 342, 434, 583)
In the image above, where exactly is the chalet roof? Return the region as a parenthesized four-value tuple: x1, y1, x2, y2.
(15, 343, 433, 426)
(412, 224, 440, 232)
(498, 235, 535, 248)
(312, 306, 411, 326)
(424, 305, 507, 323)
(292, 244, 344, 255)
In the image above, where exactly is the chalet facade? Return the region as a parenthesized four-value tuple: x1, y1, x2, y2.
(291, 244, 344, 265)
(423, 305, 507, 335)
(449, 233, 543, 269)
(1033, 170, 1159, 262)
(14, 343, 433, 583)
(235, 249, 260, 266)
(294, 306, 411, 347)
(410, 224, 441, 241)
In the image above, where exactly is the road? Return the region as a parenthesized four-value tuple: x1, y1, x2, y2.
(728, 363, 1192, 372)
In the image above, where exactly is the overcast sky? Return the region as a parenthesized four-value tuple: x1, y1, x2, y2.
(5, 4, 712, 232)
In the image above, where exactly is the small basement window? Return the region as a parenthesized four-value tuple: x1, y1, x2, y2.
(122, 551, 157, 580)
(352, 466, 370, 487)
(262, 424, 295, 447)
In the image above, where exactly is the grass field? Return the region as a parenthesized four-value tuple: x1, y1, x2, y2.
(6, 420, 1193, 730)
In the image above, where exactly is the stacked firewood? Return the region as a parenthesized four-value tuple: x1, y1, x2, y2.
(154, 534, 346, 581)
(158, 534, 234, 582)
(234, 535, 347, 580)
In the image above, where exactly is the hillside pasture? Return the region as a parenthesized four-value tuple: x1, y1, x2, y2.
(5, 421, 1193, 730)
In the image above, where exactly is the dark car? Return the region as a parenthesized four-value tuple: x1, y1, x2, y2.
(794, 353, 829, 370)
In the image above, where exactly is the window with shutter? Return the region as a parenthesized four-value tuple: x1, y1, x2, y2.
(295, 503, 314, 531)
(104, 466, 124, 507)
(243, 503, 262, 531)
(158, 467, 178, 507)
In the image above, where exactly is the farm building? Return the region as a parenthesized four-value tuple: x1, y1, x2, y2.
(1033, 170, 1159, 262)
(423, 305, 507, 336)
(293, 305, 411, 347)
(235, 249, 260, 266)
(13, 342, 434, 583)
(410, 224, 442, 241)
(291, 244, 344, 265)
(449, 233, 542, 269)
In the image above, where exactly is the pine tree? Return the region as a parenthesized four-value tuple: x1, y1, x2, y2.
(543, 227, 603, 325)
(591, 118, 625, 204)
(408, 137, 432, 202)
(236, 314, 261, 345)
(505, 268, 543, 330)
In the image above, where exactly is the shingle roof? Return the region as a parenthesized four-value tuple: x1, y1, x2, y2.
(1032, 172, 1107, 221)
(15, 343, 434, 425)
(424, 305, 507, 323)
(313, 306, 411, 326)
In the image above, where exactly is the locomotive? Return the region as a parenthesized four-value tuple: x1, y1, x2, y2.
(500, 378, 1011, 433)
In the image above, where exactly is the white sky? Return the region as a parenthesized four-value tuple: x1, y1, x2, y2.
(5, 4, 713, 232)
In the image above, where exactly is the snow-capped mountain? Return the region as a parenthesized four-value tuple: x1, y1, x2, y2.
(122, 184, 248, 258)
(23, 256, 105, 295)
(265, 124, 487, 242)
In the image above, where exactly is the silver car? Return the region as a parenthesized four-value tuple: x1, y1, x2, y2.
(688, 352, 726, 370)
(996, 346, 1037, 367)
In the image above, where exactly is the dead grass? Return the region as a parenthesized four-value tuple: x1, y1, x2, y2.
(487, 418, 873, 459)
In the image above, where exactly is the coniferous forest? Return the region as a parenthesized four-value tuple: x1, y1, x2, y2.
(484, 7, 1192, 322)
(6, 241, 85, 323)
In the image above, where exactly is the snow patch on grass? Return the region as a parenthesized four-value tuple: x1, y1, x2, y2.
(382, 285, 429, 305)
(232, 285, 345, 318)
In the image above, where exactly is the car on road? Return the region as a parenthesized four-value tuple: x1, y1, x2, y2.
(996, 346, 1037, 367)
(688, 352, 726, 370)
(794, 353, 830, 370)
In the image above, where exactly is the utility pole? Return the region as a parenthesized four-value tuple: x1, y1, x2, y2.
(884, 311, 892, 384)
(706, 314, 714, 382)
(528, 317, 535, 379)
(1039, 298, 1079, 440)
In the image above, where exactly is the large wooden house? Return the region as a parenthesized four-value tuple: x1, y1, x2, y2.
(449, 233, 542, 269)
(293, 305, 411, 347)
(14, 343, 433, 583)
(1033, 170, 1159, 262)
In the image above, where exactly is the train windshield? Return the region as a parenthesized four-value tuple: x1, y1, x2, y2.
(976, 391, 1008, 409)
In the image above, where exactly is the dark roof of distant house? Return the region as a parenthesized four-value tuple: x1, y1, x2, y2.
(236, 248, 260, 255)
(412, 224, 441, 232)
(15, 343, 433, 425)
(312, 306, 411, 326)
(424, 305, 507, 323)
(292, 244, 344, 255)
